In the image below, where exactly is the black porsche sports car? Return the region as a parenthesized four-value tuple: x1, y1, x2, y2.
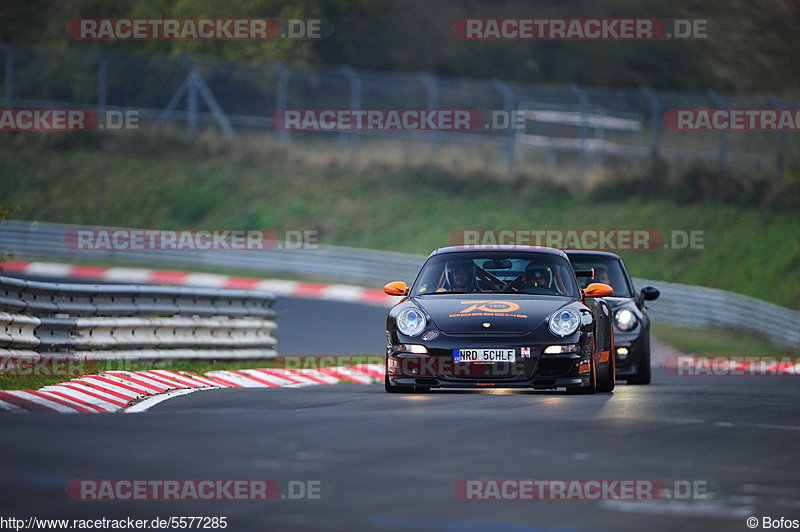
(565, 250, 659, 384)
(383, 246, 616, 394)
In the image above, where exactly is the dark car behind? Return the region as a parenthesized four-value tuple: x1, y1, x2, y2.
(565, 250, 659, 384)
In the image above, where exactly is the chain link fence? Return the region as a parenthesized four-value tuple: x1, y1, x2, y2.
(1, 44, 794, 176)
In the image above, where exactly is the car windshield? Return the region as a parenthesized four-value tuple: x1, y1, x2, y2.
(413, 252, 579, 297)
(568, 255, 633, 298)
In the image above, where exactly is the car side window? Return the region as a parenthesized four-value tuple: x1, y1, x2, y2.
(415, 263, 445, 294)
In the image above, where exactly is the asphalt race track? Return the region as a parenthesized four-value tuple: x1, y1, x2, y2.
(272, 296, 385, 355)
(2, 297, 799, 531)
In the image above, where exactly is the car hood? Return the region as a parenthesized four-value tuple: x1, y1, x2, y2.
(413, 295, 576, 335)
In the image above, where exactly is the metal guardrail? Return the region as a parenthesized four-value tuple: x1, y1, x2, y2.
(0, 221, 421, 285)
(633, 278, 800, 350)
(1, 220, 798, 350)
(0, 273, 277, 364)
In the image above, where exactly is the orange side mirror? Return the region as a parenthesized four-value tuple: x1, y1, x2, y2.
(583, 282, 614, 297)
(384, 281, 408, 296)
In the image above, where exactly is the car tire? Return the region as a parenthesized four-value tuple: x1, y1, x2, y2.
(627, 342, 652, 385)
(596, 350, 615, 393)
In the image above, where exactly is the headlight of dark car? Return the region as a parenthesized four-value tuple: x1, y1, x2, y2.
(397, 307, 427, 336)
(548, 309, 580, 337)
(614, 308, 638, 331)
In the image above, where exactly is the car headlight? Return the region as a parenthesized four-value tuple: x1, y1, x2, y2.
(615, 309, 638, 331)
(548, 309, 580, 337)
(392, 344, 428, 354)
(397, 307, 426, 337)
(543, 344, 581, 354)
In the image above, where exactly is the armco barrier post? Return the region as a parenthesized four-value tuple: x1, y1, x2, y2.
(706, 89, 727, 169)
(640, 87, 661, 158)
(0, 41, 12, 107)
(341, 66, 362, 150)
(273, 61, 289, 146)
(419, 73, 440, 160)
(492, 79, 516, 176)
(569, 83, 590, 175)
(768, 93, 787, 179)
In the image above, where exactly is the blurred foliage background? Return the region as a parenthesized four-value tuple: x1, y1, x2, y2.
(1, 0, 799, 94)
(1, 0, 798, 308)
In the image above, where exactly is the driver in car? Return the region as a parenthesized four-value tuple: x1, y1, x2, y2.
(524, 263, 553, 291)
(593, 267, 611, 285)
(439, 259, 481, 292)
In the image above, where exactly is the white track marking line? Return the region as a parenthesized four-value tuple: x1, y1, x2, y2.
(134, 371, 193, 389)
(39, 385, 119, 411)
(319, 366, 373, 384)
(346, 364, 385, 380)
(600, 499, 753, 519)
(103, 267, 152, 282)
(741, 484, 800, 498)
(2, 390, 79, 413)
(158, 370, 221, 388)
(58, 382, 130, 405)
(32, 390, 103, 412)
(205, 371, 275, 387)
(293, 369, 341, 385)
(0, 399, 24, 412)
(146, 370, 208, 388)
(3, 363, 378, 413)
(255, 279, 299, 295)
(88, 373, 163, 395)
(252, 368, 320, 386)
(241, 369, 303, 386)
(126, 388, 209, 413)
(255, 368, 320, 386)
(24, 262, 73, 277)
(175, 372, 224, 387)
(74, 376, 143, 399)
(319, 285, 364, 302)
(104, 371, 173, 392)
(11, 260, 401, 308)
(183, 273, 230, 288)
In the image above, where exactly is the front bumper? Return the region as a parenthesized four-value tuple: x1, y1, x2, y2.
(387, 374, 588, 390)
(386, 344, 594, 390)
(613, 329, 648, 377)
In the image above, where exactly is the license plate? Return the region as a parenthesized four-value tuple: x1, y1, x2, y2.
(454, 349, 516, 363)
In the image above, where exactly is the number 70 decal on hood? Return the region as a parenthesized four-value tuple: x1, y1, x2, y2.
(448, 300, 528, 318)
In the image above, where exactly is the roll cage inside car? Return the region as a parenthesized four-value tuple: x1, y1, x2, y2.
(432, 262, 568, 293)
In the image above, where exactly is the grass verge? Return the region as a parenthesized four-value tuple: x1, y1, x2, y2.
(3, 134, 799, 308)
(652, 323, 795, 357)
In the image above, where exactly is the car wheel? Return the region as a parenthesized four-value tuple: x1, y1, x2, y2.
(627, 342, 652, 385)
(596, 350, 615, 393)
(566, 357, 596, 394)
